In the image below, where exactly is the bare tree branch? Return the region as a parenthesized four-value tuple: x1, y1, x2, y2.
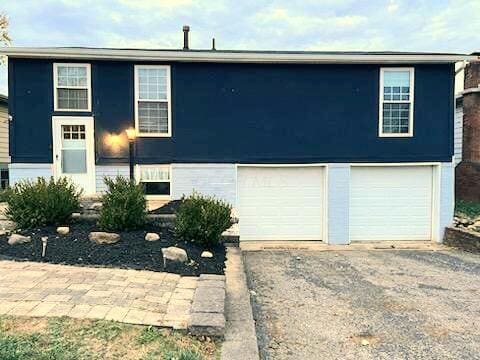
(0, 12, 11, 65)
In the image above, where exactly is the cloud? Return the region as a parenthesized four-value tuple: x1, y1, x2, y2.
(0, 0, 479, 95)
(252, 6, 368, 36)
(387, 0, 399, 13)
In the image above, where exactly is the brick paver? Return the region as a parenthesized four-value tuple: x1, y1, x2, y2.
(0, 260, 197, 328)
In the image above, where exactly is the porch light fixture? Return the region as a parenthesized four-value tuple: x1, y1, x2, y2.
(125, 127, 136, 180)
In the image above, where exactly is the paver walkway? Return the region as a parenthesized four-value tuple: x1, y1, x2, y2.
(0, 260, 198, 328)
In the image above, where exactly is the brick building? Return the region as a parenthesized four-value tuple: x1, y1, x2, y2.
(456, 56, 480, 202)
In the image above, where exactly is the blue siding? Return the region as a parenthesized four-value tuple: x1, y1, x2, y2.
(9, 59, 454, 164)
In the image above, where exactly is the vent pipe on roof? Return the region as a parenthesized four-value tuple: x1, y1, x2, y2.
(183, 25, 190, 50)
(212, 38, 216, 51)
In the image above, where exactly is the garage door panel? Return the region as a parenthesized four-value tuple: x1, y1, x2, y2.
(238, 167, 324, 241)
(350, 166, 433, 241)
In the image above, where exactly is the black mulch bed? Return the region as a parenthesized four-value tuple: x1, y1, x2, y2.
(0, 222, 225, 276)
(149, 200, 183, 214)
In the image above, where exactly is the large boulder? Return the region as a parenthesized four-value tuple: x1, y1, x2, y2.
(57, 226, 70, 235)
(201, 251, 213, 258)
(145, 232, 160, 241)
(162, 246, 188, 263)
(89, 231, 120, 245)
(8, 234, 31, 245)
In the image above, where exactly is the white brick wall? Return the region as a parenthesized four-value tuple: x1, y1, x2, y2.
(327, 164, 350, 245)
(438, 162, 455, 242)
(171, 163, 236, 206)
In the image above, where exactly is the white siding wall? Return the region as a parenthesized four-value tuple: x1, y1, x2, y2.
(95, 165, 129, 193)
(327, 164, 350, 245)
(0, 103, 9, 165)
(9, 163, 53, 185)
(454, 105, 463, 165)
(171, 164, 236, 206)
(438, 162, 455, 242)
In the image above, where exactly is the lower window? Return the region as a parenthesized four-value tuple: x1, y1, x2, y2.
(137, 165, 171, 197)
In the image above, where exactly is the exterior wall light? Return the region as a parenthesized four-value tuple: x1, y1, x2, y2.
(125, 128, 136, 180)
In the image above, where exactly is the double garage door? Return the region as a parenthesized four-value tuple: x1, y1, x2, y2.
(237, 166, 433, 242)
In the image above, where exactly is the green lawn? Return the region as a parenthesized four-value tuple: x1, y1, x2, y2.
(0, 316, 219, 360)
(455, 200, 480, 219)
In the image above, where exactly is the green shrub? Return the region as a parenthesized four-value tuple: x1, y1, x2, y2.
(455, 200, 480, 219)
(0, 188, 11, 202)
(98, 176, 146, 231)
(175, 192, 233, 248)
(6, 177, 81, 229)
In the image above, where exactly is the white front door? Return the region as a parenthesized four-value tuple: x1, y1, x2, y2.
(52, 116, 95, 195)
(237, 166, 325, 241)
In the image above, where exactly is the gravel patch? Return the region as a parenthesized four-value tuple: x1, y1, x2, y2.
(244, 249, 480, 360)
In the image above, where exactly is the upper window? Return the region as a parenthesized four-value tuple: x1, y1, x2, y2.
(136, 165, 171, 197)
(134, 65, 171, 137)
(379, 68, 414, 137)
(53, 63, 91, 112)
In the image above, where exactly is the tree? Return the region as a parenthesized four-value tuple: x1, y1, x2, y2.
(0, 13, 11, 64)
(0, 13, 10, 46)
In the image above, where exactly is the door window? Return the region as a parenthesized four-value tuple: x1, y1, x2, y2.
(61, 125, 87, 174)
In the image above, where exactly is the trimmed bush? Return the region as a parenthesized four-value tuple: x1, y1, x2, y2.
(175, 192, 233, 248)
(0, 188, 11, 202)
(98, 176, 146, 231)
(6, 177, 81, 229)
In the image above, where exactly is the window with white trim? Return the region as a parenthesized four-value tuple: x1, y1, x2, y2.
(53, 63, 91, 111)
(379, 68, 414, 137)
(135, 65, 171, 137)
(137, 165, 171, 196)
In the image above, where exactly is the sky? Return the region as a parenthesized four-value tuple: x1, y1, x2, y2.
(1, 0, 479, 95)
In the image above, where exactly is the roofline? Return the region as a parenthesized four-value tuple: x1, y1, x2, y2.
(0, 47, 478, 64)
(0, 94, 7, 104)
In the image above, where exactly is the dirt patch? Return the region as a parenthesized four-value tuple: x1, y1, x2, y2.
(0, 317, 49, 334)
(149, 200, 183, 214)
(350, 333, 381, 346)
(0, 222, 225, 276)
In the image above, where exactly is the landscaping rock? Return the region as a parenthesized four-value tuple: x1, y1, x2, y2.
(201, 251, 213, 258)
(89, 202, 103, 211)
(57, 226, 70, 235)
(162, 246, 188, 263)
(88, 231, 120, 245)
(8, 234, 31, 245)
(145, 232, 160, 242)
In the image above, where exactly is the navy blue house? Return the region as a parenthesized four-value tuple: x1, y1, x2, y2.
(1, 45, 475, 245)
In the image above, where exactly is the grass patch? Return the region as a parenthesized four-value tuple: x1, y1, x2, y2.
(0, 316, 219, 360)
(455, 200, 480, 218)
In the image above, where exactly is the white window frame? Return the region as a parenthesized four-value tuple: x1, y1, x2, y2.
(379, 67, 414, 137)
(134, 65, 172, 137)
(135, 164, 172, 200)
(53, 63, 92, 112)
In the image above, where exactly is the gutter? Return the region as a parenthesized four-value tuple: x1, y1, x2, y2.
(0, 47, 478, 64)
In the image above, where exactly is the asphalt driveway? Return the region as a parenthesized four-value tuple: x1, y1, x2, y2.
(244, 249, 480, 360)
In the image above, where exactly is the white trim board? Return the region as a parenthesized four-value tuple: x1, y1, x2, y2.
(1, 47, 477, 63)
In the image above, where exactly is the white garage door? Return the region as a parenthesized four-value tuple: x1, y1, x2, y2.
(350, 166, 433, 241)
(237, 167, 324, 241)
